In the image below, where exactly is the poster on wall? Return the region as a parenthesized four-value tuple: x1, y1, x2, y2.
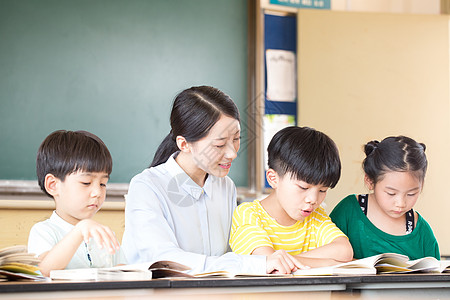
(269, 0, 330, 9)
(266, 49, 296, 102)
(263, 14, 297, 189)
(263, 114, 296, 172)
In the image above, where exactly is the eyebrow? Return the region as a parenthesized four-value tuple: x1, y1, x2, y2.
(296, 181, 328, 189)
(79, 172, 110, 179)
(214, 130, 241, 141)
(385, 186, 420, 192)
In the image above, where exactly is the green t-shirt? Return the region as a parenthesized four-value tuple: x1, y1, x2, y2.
(330, 194, 440, 260)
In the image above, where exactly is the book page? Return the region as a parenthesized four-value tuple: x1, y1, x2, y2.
(293, 253, 408, 276)
(406, 257, 440, 273)
(440, 260, 450, 272)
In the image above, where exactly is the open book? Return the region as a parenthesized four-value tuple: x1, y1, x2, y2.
(293, 253, 450, 276)
(146, 261, 287, 279)
(0, 245, 44, 281)
(50, 260, 288, 281)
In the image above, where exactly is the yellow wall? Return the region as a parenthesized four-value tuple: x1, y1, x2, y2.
(0, 200, 124, 249)
(297, 10, 450, 254)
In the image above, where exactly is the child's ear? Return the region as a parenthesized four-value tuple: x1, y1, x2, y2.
(266, 168, 279, 189)
(176, 135, 191, 153)
(364, 174, 374, 192)
(44, 174, 60, 197)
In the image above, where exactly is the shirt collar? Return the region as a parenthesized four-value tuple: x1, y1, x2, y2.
(50, 210, 75, 232)
(165, 153, 212, 201)
(202, 175, 213, 198)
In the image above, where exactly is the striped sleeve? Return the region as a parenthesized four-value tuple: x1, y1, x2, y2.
(314, 206, 348, 247)
(229, 202, 273, 255)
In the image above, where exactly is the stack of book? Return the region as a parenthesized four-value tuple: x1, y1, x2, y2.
(0, 245, 43, 281)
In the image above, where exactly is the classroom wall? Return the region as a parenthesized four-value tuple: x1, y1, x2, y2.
(0, 0, 249, 186)
(331, 0, 440, 14)
(297, 10, 450, 254)
(0, 200, 124, 249)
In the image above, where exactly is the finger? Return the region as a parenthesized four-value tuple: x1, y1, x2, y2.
(109, 230, 121, 250)
(280, 252, 296, 271)
(279, 251, 309, 271)
(102, 226, 120, 251)
(94, 226, 119, 253)
(299, 263, 311, 270)
(266, 255, 286, 274)
(292, 256, 310, 270)
(75, 220, 92, 243)
(80, 227, 92, 244)
(88, 227, 105, 250)
(275, 255, 291, 274)
(274, 250, 294, 273)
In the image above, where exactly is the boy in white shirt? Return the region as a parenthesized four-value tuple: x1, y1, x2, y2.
(28, 130, 126, 276)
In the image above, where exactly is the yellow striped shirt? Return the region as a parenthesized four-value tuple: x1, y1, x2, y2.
(229, 200, 346, 255)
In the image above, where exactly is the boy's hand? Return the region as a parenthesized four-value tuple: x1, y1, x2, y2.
(266, 249, 310, 274)
(75, 219, 120, 254)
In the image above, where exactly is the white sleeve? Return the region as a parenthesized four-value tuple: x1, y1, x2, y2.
(122, 177, 266, 275)
(203, 252, 266, 274)
(27, 222, 57, 257)
(113, 247, 128, 266)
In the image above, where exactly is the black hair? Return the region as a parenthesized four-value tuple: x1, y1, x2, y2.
(363, 135, 427, 185)
(267, 126, 341, 188)
(150, 86, 240, 167)
(36, 130, 113, 198)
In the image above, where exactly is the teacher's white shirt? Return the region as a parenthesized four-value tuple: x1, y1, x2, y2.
(122, 154, 266, 274)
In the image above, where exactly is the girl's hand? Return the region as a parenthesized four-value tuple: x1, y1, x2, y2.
(75, 219, 120, 254)
(266, 249, 310, 274)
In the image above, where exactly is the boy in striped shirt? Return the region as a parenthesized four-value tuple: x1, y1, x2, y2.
(230, 126, 353, 272)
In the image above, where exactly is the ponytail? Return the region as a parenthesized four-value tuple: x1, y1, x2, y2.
(150, 133, 178, 167)
(149, 86, 240, 168)
(363, 140, 379, 157)
(362, 135, 427, 184)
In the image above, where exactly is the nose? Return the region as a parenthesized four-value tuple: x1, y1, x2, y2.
(394, 195, 406, 208)
(224, 143, 238, 160)
(90, 185, 102, 198)
(305, 190, 319, 205)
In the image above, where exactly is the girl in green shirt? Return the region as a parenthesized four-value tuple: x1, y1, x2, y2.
(330, 136, 440, 260)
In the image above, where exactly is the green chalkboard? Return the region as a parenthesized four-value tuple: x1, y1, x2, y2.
(0, 0, 249, 186)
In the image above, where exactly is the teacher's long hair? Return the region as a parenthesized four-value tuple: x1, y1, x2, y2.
(150, 86, 240, 168)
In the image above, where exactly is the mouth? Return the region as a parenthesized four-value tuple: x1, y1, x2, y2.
(300, 209, 312, 217)
(87, 204, 98, 209)
(219, 162, 232, 169)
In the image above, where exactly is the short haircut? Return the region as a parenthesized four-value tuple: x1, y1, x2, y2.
(267, 126, 341, 188)
(36, 130, 112, 197)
